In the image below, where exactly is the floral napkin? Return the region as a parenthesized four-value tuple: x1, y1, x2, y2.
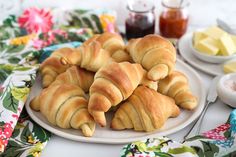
(0, 7, 116, 156)
(121, 110, 236, 157)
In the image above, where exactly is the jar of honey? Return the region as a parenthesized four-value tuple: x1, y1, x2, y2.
(159, 0, 190, 38)
(125, 0, 155, 40)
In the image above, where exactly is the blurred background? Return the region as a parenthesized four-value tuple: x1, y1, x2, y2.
(1, 0, 236, 31)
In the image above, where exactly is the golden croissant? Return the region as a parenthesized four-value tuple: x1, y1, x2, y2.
(111, 86, 180, 132)
(61, 41, 112, 72)
(126, 35, 176, 81)
(88, 62, 145, 127)
(30, 84, 95, 137)
(158, 71, 198, 110)
(40, 47, 74, 88)
(111, 49, 133, 62)
(83, 32, 125, 56)
(51, 66, 94, 92)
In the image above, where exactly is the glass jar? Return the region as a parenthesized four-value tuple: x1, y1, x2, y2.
(159, 0, 190, 38)
(125, 0, 155, 40)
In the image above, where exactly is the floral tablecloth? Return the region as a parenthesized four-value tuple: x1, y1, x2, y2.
(0, 7, 116, 156)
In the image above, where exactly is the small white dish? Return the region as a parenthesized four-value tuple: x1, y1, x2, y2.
(178, 32, 224, 76)
(217, 73, 236, 107)
(189, 33, 236, 64)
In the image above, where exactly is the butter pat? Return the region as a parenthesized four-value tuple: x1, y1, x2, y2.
(194, 37, 219, 55)
(223, 61, 236, 73)
(231, 35, 236, 45)
(203, 26, 226, 39)
(193, 32, 207, 46)
(219, 34, 236, 56)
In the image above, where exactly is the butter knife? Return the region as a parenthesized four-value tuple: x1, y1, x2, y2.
(183, 75, 222, 140)
(217, 18, 236, 35)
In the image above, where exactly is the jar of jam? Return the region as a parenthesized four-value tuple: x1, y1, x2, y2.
(125, 0, 155, 40)
(159, 0, 190, 38)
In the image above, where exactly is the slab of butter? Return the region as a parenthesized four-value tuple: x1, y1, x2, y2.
(203, 26, 226, 39)
(219, 34, 236, 56)
(194, 37, 219, 55)
(231, 35, 236, 45)
(223, 61, 236, 73)
(193, 32, 207, 46)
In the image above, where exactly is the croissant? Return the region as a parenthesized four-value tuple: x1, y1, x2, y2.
(158, 71, 198, 110)
(111, 49, 133, 62)
(126, 35, 176, 81)
(111, 86, 180, 132)
(61, 41, 112, 72)
(83, 32, 125, 56)
(51, 66, 94, 92)
(88, 62, 144, 127)
(40, 47, 74, 88)
(30, 84, 95, 137)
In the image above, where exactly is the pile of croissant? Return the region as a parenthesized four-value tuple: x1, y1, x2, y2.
(30, 32, 198, 137)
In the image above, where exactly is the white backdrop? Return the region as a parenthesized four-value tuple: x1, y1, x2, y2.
(21, 0, 236, 29)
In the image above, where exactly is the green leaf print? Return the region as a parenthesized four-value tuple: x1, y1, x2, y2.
(3, 15, 17, 28)
(224, 130, 231, 138)
(90, 14, 103, 33)
(8, 140, 22, 148)
(184, 135, 208, 142)
(20, 123, 33, 143)
(201, 140, 219, 157)
(6, 45, 25, 53)
(11, 128, 20, 138)
(75, 9, 89, 15)
(82, 17, 94, 30)
(32, 122, 51, 142)
(71, 16, 82, 27)
(3, 91, 18, 113)
(191, 146, 204, 157)
(21, 51, 33, 58)
(2, 140, 25, 157)
(0, 42, 7, 52)
(1, 147, 24, 157)
(0, 69, 9, 84)
(8, 56, 21, 64)
(168, 146, 196, 154)
(11, 87, 30, 101)
(14, 66, 32, 71)
(154, 152, 173, 157)
(0, 28, 11, 41)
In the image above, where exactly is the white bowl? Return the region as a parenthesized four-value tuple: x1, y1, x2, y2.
(189, 33, 236, 64)
(217, 73, 236, 107)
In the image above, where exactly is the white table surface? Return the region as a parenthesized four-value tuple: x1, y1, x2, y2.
(18, 0, 235, 156)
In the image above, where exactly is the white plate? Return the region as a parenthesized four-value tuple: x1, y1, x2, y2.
(178, 32, 225, 76)
(25, 59, 206, 144)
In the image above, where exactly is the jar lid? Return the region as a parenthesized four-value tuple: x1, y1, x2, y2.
(162, 0, 190, 9)
(127, 0, 155, 13)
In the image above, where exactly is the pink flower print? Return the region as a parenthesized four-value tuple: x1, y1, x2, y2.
(18, 107, 22, 112)
(18, 7, 53, 34)
(4, 128, 12, 138)
(203, 124, 230, 140)
(2, 123, 13, 138)
(32, 39, 47, 50)
(12, 114, 19, 120)
(214, 124, 230, 133)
